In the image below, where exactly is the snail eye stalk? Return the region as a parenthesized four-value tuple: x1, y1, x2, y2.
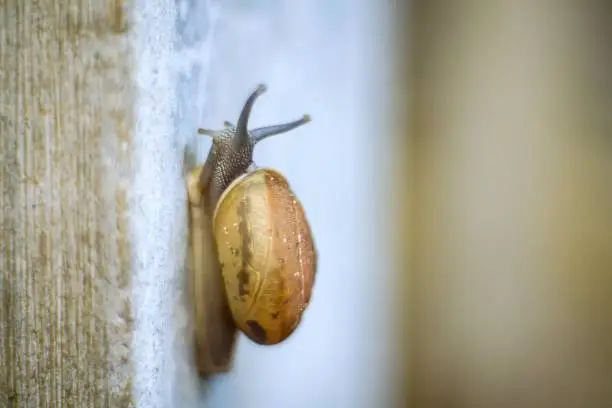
(234, 83, 268, 150)
(250, 114, 311, 145)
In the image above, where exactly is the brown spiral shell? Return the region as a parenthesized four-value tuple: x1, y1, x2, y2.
(213, 167, 317, 345)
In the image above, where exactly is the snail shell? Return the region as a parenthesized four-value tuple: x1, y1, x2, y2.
(214, 167, 317, 345)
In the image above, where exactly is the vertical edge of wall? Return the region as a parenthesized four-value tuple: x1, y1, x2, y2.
(0, 1, 133, 406)
(129, 1, 206, 406)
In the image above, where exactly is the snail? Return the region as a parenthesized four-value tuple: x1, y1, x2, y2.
(187, 84, 317, 375)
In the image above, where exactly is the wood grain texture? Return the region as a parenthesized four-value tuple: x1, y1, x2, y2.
(0, 0, 133, 406)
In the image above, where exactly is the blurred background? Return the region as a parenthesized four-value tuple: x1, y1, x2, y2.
(404, 2, 612, 407)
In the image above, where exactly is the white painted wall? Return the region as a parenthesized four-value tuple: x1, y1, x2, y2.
(131, 1, 396, 406)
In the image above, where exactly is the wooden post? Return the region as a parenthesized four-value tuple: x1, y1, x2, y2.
(0, 1, 133, 406)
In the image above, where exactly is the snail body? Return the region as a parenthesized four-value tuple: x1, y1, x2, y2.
(189, 83, 316, 372)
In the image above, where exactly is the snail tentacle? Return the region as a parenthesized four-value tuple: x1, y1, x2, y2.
(197, 128, 218, 137)
(250, 114, 311, 144)
(235, 83, 267, 150)
(195, 84, 311, 208)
